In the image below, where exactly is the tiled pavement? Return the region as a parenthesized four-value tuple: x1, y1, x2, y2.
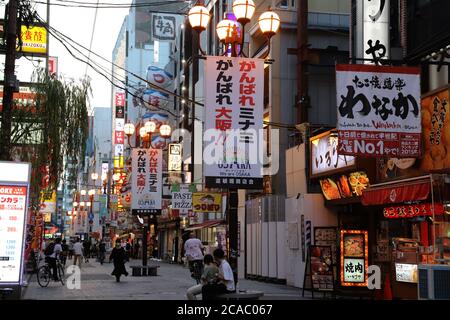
(22, 258, 310, 300)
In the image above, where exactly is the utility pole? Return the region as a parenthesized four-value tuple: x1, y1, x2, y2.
(0, 1, 19, 160)
(297, 0, 308, 124)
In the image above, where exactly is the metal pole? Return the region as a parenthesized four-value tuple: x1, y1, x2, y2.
(142, 216, 148, 267)
(228, 188, 238, 285)
(0, 1, 18, 160)
(297, 0, 309, 124)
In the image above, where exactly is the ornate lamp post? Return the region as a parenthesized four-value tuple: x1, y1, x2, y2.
(188, 1, 280, 284)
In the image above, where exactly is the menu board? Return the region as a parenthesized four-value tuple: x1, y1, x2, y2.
(340, 230, 368, 287)
(395, 263, 418, 283)
(314, 227, 337, 264)
(319, 171, 369, 200)
(310, 245, 334, 291)
(0, 185, 28, 283)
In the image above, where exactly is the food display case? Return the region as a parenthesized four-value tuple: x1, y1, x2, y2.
(391, 238, 420, 299)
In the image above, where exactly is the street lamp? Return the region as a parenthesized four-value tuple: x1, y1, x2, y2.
(91, 172, 98, 182)
(187, 1, 280, 285)
(145, 120, 157, 148)
(124, 122, 135, 149)
(80, 190, 86, 196)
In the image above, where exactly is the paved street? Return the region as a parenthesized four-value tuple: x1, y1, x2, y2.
(22, 258, 309, 300)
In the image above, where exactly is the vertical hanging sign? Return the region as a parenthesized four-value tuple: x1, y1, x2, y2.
(356, 0, 390, 64)
(204, 56, 264, 189)
(131, 148, 162, 215)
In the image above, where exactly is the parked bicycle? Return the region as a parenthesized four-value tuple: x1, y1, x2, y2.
(37, 258, 65, 287)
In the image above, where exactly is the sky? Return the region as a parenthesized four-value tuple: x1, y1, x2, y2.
(34, 0, 130, 110)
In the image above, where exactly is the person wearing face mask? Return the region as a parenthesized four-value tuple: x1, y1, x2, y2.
(109, 241, 129, 282)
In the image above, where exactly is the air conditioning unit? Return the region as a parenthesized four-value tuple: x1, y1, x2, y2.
(418, 264, 450, 300)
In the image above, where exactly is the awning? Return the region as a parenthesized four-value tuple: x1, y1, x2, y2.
(362, 177, 431, 206)
(184, 219, 225, 231)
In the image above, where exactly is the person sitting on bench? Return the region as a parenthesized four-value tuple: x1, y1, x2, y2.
(201, 248, 235, 300)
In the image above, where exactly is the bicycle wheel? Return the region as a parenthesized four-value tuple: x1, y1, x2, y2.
(37, 266, 51, 287)
(58, 263, 65, 285)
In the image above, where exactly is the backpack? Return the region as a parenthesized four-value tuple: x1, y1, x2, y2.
(44, 243, 55, 256)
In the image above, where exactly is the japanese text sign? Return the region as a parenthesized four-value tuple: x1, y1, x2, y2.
(192, 193, 222, 213)
(152, 13, 180, 41)
(362, 0, 390, 64)
(18, 25, 47, 55)
(131, 148, 162, 215)
(310, 130, 355, 178)
(0, 161, 31, 285)
(39, 190, 56, 213)
(336, 64, 421, 158)
(115, 131, 125, 145)
(204, 56, 264, 189)
(168, 144, 182, 172)
(115, 92, 125, 107)
(383, 203, 444, 219)
(340, 230, 369, 287)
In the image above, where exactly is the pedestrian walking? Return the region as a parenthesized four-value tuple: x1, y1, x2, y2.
(109, 241, 129, 282)
(60, 239, 69, 266)
(73, 238, 83, 268)
(98, 241, 106, 265)
(83, 239, 91, 262)
(201, 248, 235, 300)
(186, 254, 219, 300)
(184, 233, 204, 283)
(68, 240, 74, 260)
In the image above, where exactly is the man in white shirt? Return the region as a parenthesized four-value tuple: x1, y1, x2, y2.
(73, 238, 84, 268)
(184, 233, 204, 281)
(201, 248, 236, 300)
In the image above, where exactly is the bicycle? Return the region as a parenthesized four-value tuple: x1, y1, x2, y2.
(37, 257, 65, 287)
(189, 260, 204, 284)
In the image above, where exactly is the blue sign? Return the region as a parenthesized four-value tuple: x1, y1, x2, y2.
(88, 213, 94, 220)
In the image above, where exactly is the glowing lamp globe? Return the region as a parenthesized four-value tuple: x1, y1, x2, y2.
(188, 5, 210, 32)
(232, 0, 256, 25)
(159, 124, 172, 138)
(258, 10, 280, 38)
(145, 120, 157, 133)
(124, 122, 135, 136)
(216, 19, 240, 43)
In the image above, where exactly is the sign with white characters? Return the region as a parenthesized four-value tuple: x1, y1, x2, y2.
(204, 56, 264, 189)
(131, 148, 162, 215)
(336, 64, 421, 158)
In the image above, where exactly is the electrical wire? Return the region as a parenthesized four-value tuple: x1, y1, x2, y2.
(31, 0, 189, 9)
(34, 14, 298, 129)
(84, 0, 100, 78)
